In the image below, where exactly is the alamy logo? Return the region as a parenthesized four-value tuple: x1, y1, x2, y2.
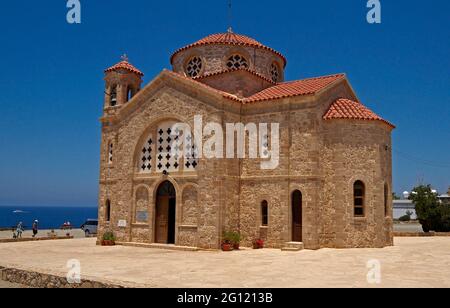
(367, 0, 381, 24)
(66, 259, 81, 284)
(169, 115, 280, 170)
(66, 0, 81, 24)
(366, 259, 382, 284)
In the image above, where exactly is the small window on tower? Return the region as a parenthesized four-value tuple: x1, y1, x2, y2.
(185, 56, 203, 78)
(226, 54, 249, 70)
(127, 87, 133, 102)
(270, 63, 280, 82)
(110, 86, 117, 107)
(108, 142, 113, 164)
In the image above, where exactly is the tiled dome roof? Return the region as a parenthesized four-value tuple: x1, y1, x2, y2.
(170, 32, 286, 67)
(105, 60, 144, 76)
(323, 98, 395, 128)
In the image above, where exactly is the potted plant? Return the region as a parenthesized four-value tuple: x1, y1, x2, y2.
(101, 231, 116, 246)
(230, 232, 242, 250)
(221, 232, 234, 252)
(252, 239, 264, 249)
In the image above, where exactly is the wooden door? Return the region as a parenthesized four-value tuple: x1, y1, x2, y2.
(155, 196, 169, 244)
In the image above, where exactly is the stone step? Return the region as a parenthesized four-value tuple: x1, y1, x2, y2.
(117, 242, 198, 252)
(281, 242, 304, 251)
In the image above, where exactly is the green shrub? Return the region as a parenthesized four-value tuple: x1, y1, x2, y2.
(223, 231, 241, 244)
(410, 185, 450, 232)
(399, 215, 411, 222)
(102, 231, 115, 241)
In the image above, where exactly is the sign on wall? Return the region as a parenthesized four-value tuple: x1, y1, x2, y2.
(118, 220, 127, 228)
(136, 211, 149, 223)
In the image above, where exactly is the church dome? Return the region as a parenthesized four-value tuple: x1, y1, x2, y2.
(171, 31, 287, 83)
(170, 32, 286, 67)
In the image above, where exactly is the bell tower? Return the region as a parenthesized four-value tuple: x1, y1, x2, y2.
(103, 55, 144, 115)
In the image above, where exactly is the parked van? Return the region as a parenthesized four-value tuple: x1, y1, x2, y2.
(80, 219, 98, 237)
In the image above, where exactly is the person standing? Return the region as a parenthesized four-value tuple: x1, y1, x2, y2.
(16, 222, 24, 238)
(32, 220, 39, 238)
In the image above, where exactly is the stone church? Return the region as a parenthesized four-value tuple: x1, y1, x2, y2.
(98, 31, 395, 250)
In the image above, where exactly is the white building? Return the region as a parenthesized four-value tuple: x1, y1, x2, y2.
(393, 200, 417, 220)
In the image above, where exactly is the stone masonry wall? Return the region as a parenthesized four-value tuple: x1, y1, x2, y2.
(172, 45, 285, 82)
(98, 70, 394, 250)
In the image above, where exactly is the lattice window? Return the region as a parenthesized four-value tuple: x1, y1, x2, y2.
(270, 63, 280, 82)
(185, 56, 203, 78)
(226, 54, 249, 70)
(184, 131, 199, 171)
(156, 123, 181, 173)
(108, 142, 113, 164)
(140, 135, 153, 173)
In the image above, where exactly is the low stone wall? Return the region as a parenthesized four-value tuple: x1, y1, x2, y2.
(394, 232, 450, 237)
(0, 236, 74, 244)
(0, 267, 124, 288)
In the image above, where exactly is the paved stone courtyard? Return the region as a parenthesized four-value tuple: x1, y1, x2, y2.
(0, 237, 449, 288)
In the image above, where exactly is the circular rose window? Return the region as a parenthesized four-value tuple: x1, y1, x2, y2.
(270, 63, 280, 83)
(226, 54, 249, 70)
(185, 56, 203, 78)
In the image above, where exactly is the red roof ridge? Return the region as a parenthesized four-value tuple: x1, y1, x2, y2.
(278, 73, 346, 85)
(323, 97, 395, 128)
(163, 71, 359, 107)
(105, 60, 144, 76)
(243, 73, 346, 103)
(193, 68, 276, 85)
(170, 32, 287, 67)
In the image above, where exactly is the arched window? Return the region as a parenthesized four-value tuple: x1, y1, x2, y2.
(354, 181, 365, 217)
(105, 199, 111, 222)
(261, 200, 269, 226)
(110, 86, 117, 107)
(108, 142, 113, 164)
(226, 54, 249, 70)
(137, 122, 198, 174)
(384, 183, 389, 217)
(127, 87, 133, 102)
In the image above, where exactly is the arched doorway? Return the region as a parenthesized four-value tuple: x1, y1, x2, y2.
(292, 190, 303, 242)
(155, 181, 176, 244)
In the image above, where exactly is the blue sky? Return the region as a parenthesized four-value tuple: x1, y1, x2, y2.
(0, 0, 449, 207)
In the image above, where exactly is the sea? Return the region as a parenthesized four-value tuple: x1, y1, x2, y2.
(0, 206, 98, 230)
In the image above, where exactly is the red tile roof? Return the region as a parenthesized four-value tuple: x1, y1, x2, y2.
(105, 60, 144, 76)
(194, 68, 276, 85)
(323, 98, 395, 128)
(244, 74, 345, 103)
(171, 32, 286, 67)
